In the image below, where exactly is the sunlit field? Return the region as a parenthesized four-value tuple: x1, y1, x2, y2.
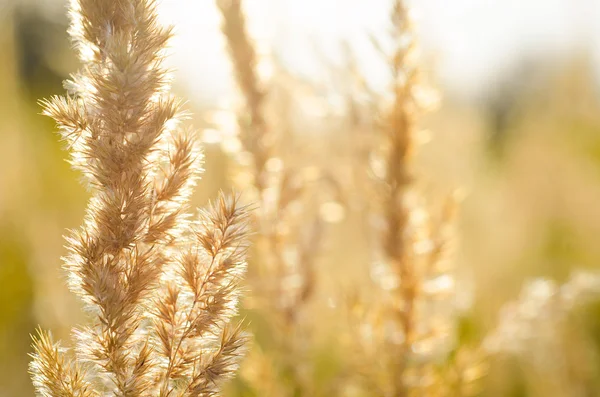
(2, 0, 600, 396)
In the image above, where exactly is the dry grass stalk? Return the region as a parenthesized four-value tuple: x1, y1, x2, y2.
(215, 1, 327, 394)
(215, 0, 321, 328)
(215, 0, 270, 195)
(29, 0, 250, 395)
(353, 1, 474, 395)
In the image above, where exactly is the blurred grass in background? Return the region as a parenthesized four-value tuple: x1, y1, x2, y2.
(3, 0, 600, 396)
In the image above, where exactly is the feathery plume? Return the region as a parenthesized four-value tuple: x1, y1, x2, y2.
(29, 329, 98, 397)
(30, 0, 250, 395)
